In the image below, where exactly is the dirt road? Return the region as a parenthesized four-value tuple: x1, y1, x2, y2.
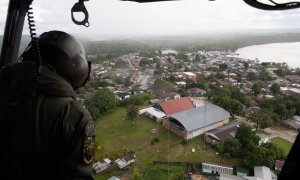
(235, 116, 298, 143)
(264, 128, 298, 143)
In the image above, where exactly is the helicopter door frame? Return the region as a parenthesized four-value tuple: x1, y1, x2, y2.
(0, 0, 31, 67)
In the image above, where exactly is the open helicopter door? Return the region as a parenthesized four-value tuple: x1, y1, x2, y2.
(1, 0, 300, 179)
(0, 0, 90, 67)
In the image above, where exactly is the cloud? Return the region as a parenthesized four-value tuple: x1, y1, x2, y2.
(2, 0, 300, 37)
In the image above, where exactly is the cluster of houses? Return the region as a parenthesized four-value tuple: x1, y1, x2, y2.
(86, 49, 300, 179)
(93, 152, 136, 174)
(87, 49, 300, 110)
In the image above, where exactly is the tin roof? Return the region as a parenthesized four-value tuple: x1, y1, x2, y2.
(170, 103, 231, 132)
(159, 97, 195, 115)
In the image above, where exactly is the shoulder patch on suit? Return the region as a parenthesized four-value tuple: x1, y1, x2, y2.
(83, 121, 95, 164)
(85, 121, 95, 136)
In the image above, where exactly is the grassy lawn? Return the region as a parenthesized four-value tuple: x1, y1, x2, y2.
(143, 164, 187, 180)
(271, 137, 293, 157)
(94, 107, 241, 179)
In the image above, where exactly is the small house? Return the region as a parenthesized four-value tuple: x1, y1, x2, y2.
(183, 72, 197, 81)
(115, 152, 136, 169)
(139, 107, 166, 122)
(115, 92, 131, 101)
(187, 88, 206, 97)
(92, 158, 112, 173)
(281, 115, 300, 131)
(159, 92, 181, 101)
(205, 122, 240, 146)
(275, 160, 285, 171)
(202, 162, 234, 175)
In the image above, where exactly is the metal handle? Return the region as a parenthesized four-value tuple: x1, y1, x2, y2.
(71, 0, 90, 27)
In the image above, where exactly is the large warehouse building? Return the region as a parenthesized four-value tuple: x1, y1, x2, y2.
(163, 103, 231, 140)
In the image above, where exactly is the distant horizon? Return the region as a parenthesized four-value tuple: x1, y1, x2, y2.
(2, 28, 300, 41)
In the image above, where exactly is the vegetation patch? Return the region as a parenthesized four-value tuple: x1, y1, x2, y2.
(143, 165, 187, 180)
(271, 137, 293, 157)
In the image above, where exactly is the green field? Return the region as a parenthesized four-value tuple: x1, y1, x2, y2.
(143, 165, 187, 180)
(94, 107, 241, 179)
(271, 137, 293, 157)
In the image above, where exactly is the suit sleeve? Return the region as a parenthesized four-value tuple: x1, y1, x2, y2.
(61, 101, 95, 180)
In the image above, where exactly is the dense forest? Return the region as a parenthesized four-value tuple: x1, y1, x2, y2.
(84, 31, 300, 55)
(2, 30, 300, 57)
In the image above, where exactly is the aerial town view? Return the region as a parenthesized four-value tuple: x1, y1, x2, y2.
(78, 39, 300, 179)
(2, 0, 300, 180)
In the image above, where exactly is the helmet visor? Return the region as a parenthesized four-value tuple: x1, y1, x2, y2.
(82, 60, 91, 87)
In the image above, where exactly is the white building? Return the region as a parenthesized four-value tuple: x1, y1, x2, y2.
(139, 107, 166, 122)
(92, 158, 112, 173)
(115, 152, 136, 169)
(183, 72, 197, 81)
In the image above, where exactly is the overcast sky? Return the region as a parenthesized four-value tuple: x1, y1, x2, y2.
(1, 0, 300, 39)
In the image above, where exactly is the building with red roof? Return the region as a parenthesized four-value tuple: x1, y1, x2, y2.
(159, 97, 195, 115)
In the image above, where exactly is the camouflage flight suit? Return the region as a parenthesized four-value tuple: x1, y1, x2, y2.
(0, 62, 95, 180)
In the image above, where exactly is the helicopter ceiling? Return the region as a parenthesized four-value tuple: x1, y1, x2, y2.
(121, 0, 300, 10)
(70, 0, 300, 28)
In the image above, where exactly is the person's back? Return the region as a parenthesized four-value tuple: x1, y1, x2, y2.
(0, 31, 95, 179)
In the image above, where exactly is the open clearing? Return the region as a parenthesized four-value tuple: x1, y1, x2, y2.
(271, 137, 293, 157)
(94, 107, 241, 179)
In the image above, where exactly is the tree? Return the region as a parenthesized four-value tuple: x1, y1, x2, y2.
(259, 70, 273, 81)
(243, 146, 273, 168)
(218, 138, 242, 157)
(251, 108, 273, 129)
(177, 88, 187, 97)
(248, 72, 257, 81)
(274, 68, 290, 77)
(169, 75, 176, 82)
(236, 124, 260, 148)
(244, 62, 249, 69)
(124, 76, 132, 86)
(243, 143, 284, 168)
(245, 97, 255, 107)
(231, 86, 246, 104)
(262, 143, 284, 159)
(252, 82, 262, 96)
(139, 58, 150, 67)
(219, 63, 228, 71)
(133, 165, 143, 180)
(215, 96, 243, 117)
(270, 83, 281, 95)
(176, 52, 189, 61)
(152, 79, 174, 97)
(195, 54, 201, 61)
(85, 88, 118, 119)
(229, 99, 243, 116)
(127, 105, 139, 120)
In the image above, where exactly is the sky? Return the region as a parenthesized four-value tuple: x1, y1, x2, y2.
(1, 0, 300, 39)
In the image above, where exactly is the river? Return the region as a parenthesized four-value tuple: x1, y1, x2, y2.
(235, 42, 300, 68)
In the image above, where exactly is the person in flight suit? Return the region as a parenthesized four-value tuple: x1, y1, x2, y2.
(0, 31, 95, 179)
